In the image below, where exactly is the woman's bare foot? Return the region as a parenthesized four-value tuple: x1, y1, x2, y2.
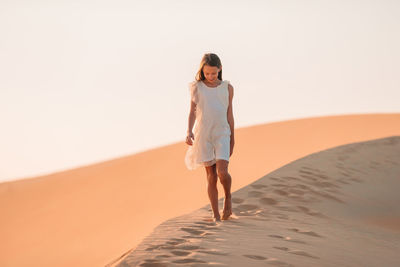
(213, 214, 221, 222)
(222, 195, 232, 220)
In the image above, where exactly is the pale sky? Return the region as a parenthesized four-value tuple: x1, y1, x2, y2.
(1, 0, 399, 183)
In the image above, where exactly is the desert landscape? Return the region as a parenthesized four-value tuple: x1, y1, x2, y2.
(1, 113, 400, 266)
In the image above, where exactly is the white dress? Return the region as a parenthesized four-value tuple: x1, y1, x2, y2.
(185, 79, 232, 170)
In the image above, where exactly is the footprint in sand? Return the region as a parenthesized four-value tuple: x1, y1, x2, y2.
(294, 184, 311, 190)
(269, 234, 307, 244)
(288, 228, 323, 237)
(138, 259, 168, 267)
(249, 217, 271, 221)
(172, 258, 207, 264)
(232, 211, 253, 217)
(299, 170, 316, 176)
(160, 244, 178, 250)
(191, 223, 221, 231)
(273, 189, 289, 196)
(300, 166, 318, 171)
(235, 204, 259, 212)
(266, 258, 294, 267)
(165, 241, 181, 245)
(273, 247, 319, 259)
(243, 254, 268, 260)
(203, 226, 221, 231)
(180, 227, 205, 235)
(281, 176, 302, 181)
(271, 183, 287, 187)
(313, 181, 341, 189)
(166, 238, 186, 245)
(251, 184, 268, 189)
(170, 250, 191, 256)
(182, 235, 203, 239)
(194, 221, 216, 226)
(154, 255, 171, 259)
(142, 259, 162, 263)
(302, 169, 329, 178)
(201, 217, 220, 223)
(175, 244, 202, 250)
(232, 197, 245, 204)
(299, 174, 318, 181)
(248, 190, 264, 197)
(197, 249, 230, 256)
(273, 246, 289, 251)
(284, 237, 307, 244)
(145, 244, 162, 251)
(288, 250, 319, 258)
(269, 234, 284, 239)
(296, 206, 324, 216)
(139, 260, 168, 267)
(314, 173, 330, 180)
(260, 197, 278, 205)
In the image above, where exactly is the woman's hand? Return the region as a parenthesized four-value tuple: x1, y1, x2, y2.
(186, 132, 194, 146)
(230, 138, 235, 156)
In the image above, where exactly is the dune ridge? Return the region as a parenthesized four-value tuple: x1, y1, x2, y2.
(115, 136, 400, 267)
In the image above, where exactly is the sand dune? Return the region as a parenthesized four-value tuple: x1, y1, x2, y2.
(116, 136, 400, 267)
(1, 113, 399, 266)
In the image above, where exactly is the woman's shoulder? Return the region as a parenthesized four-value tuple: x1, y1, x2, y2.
(223, 80, 233, 87)
(188, 80, 200, 88)
(188, 80, 199, 95)
(189, 80, 200, 85)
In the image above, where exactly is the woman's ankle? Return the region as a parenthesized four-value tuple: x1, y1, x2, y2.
(213, 216, 221, 222)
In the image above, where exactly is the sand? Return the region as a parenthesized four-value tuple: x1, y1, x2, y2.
(0, 113, 399, 266)
(115, 136, 400, 267)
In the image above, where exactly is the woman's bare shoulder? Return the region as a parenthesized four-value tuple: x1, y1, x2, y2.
(224, 80, 233, 86)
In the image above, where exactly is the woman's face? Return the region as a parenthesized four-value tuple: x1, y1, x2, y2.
(203, 64, 221, 83)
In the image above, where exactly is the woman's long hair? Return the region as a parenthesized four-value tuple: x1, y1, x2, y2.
(195, 53, 222, 81)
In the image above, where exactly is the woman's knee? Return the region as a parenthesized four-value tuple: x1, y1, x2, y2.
(206, 172, 218, 185)
(216, 160, 229, 178)
(217, 168, 230, 181)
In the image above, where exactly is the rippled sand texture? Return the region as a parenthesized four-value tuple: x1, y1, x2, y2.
(115, 136, 400, 267)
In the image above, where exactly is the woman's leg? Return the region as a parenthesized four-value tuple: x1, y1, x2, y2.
(205, 163, 220, 221)
(216, 159, 232, 220)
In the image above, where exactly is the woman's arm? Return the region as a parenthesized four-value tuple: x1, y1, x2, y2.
(227, 84, 235, 155)
(188, 101, 197, 134)
(186, 101, 197, 145)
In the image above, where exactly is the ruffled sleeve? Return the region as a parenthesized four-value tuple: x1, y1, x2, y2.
(188, 81, 199, 104)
